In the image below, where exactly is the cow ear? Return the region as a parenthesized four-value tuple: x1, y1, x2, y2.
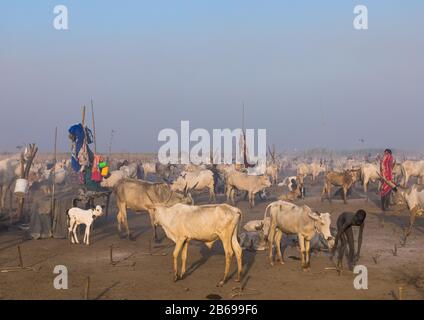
(308, 212, 320, 221)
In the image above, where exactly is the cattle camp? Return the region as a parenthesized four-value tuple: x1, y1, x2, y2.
(2, 2, 424, 303)
(1, 106, 424, 300)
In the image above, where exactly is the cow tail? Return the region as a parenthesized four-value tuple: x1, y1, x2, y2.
(237, 208, 243, 238)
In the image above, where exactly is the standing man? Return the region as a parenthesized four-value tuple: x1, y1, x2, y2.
(380, 149, 396, 211)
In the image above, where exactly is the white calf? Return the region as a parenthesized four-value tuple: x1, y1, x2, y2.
(67, 205, 103, 245)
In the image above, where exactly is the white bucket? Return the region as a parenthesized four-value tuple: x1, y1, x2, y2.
(14, 178, 29, 198)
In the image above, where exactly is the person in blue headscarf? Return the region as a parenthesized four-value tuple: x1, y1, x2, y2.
(68, 123, 94, 172)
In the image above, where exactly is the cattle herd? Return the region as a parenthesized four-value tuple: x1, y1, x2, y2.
(1, 150, 424, 291)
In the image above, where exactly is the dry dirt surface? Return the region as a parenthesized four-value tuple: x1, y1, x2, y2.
(1, 175, 424, 300)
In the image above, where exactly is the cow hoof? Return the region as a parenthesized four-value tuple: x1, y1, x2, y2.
(279, 261, 285, 265)
(217, 281, 225, 287)
(174, 275, 180, 282)
(269, 261, 274, 267)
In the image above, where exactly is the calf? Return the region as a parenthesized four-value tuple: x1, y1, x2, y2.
(67, 205, 103, 245)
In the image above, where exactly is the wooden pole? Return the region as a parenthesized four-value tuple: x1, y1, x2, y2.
(82, 106, 86, 127)
(51, 127, 58, 230)
(91, 99, 97, 154)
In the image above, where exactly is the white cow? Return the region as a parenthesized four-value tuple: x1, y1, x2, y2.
(265, 200, 334, 270)
(148, 203, 242, 286)
(401, 160, 424, 187)
(394, 185, 424, 243)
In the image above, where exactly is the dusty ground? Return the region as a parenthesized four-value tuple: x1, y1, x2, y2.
(1, 174, 424, 300)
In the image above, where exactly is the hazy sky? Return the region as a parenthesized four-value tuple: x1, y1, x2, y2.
(1, 1, 423, 153)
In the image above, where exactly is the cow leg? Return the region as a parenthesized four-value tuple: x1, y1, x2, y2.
(231, 226, 243, 282)
(147, 210, 158, 242)
(225, 185, 231, 203)
(181, 240, 189, 278)
(268, 224, 277, 266)
(69, 220, 76, 244)
(304, 240, 311, 269)
(298, 235, 308, 270)
(173, 239, 185, 282)
(248, 192, 252, 208)
(231, 188, 236, 205)
(218, 236, 234, 287)
(274, 229, 284, 264)
(72, 223, 79, 244)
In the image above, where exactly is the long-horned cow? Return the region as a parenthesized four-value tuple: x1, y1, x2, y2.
(265, 200, 334, 270)
(147, 203, 243, 286)
(114, 179, 193, 240)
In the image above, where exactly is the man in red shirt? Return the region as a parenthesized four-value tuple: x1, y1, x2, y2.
(380, 149, 396, 211)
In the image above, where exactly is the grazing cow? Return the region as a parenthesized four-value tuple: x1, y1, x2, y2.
(171, 169, 215, 202)
(401, 160, 424, 187)
(114, 179, 193, 240)
(67, 205, 104, 245)
(226, 171, 271, 207)
(393, 185, 424, 244)
(265, 200, 334, 270)
(148, 203, 242, 286)
(321, 170, 359, 204)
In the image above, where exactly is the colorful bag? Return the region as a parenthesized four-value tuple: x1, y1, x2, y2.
(91, 154, 103, 182)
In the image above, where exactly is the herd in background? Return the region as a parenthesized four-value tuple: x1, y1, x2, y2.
(1, 151, 424, 285)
